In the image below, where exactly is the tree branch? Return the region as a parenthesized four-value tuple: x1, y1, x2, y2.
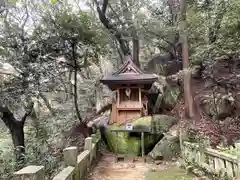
(47, 54, 86, 70)
(102, 0, 108, 14)
(21, 101, 34, 124)
(0, 105, 16, 129)
(143, 25, 175, 47)
(21, 0, 29, 38)
(208, 1, 226, 43)
(72, 41, 83, 123)
(94, 0, 131, 56)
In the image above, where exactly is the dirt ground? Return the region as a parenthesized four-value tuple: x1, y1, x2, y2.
(88, 152, 195, 180)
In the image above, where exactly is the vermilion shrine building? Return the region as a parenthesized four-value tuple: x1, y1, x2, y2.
(100, 56, 158, 125)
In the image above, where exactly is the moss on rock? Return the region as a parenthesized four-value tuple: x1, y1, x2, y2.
(105, 125, 141, 155)
(149, 134, 180, 160)
(132, 116, 152, 126)
(152, 115, 178, 134)
(104, 115, 177, 155)
(162, 86, 181, 110)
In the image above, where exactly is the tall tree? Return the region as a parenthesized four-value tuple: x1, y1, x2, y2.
(179, 0, 195, 118)
(0, 1, 103, 159)
(0, 102, 33, 161)
(94, 0, 141, 66)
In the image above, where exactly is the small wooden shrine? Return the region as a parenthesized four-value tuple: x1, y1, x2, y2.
(100, 56, 158, 125)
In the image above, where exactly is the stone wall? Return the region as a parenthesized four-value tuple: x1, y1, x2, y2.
(181, 140, 240, 179)
(13, 134, 101, 180)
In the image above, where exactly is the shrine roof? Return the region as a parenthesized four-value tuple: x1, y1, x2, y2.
(100, 56, 158, 85)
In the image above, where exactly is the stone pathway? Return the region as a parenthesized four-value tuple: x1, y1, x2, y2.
(88, 153, 195, 180)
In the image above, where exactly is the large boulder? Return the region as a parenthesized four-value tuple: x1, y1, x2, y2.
(152, 115, 178, 134)
(105, 115, 178, 155)
(105, 116, 152, 155)
(200, 95, 235, 120)
(161, 86, 181, 110)
(105, 124, 141, 155)
(146, 53, 182, 76)
(148, 81, 181, 113)
(149, 134, 180, 160)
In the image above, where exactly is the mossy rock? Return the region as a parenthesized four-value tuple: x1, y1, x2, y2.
(149, 134, 180, 160)
(105, 115, 177, 155)
(105, 116, 154, 155)
(162, 86, 181, 110)
(131, 115, 177, 134)
(105, 125, 141, 155)
(152, 115, 178, 134)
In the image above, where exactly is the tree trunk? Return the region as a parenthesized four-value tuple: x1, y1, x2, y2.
(11, 123, 25, 160)
(71, 41, 88, 137)
(132, 36, 140, 67)
(179, 0, 195, 118)
(121, 0, 140, 67)
(0, 104, 33, 161)
(72, 43, 82, 123)
(68, 70, 73, 99)
(73, 67, 83, 123)
(65, 69, 73, 101)
(94, 0, 131, 58)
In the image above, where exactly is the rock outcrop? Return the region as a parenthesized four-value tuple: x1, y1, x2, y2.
(149, 134, 180, 160)
(149, 121, 182, 161)
(104, 115, 178, 155)
(148, 77, 181, 114)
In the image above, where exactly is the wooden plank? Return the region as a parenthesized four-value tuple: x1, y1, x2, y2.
(139, 87, 142, 106)
(110, 103, 116, 124)
(118, 86, 144, 89)
(115, 132, 119, 162)
(117, 107, 142, 110)
(141, 132, 144, 158)
(117, 88, 120, 106)
(110, 128, 151, 133)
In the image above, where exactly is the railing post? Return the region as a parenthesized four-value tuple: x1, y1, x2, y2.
(235, 142, 240, 178)
(199, 142, 205, 164)
(84, 137, 93, 169)
(84, 137, 93, 152)
(95, 134, 102, 159)
(179, 128, 184, 157)
(91, 134, 97, 143)
(199, 138, 209, 164)
(91, 134, 97, 162)
(64, 146, 78, 180)
(13, 166, 44, 180)
(204, 138, 210, 147)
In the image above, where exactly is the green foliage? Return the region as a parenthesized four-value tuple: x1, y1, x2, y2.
(105, 125, 141, 155)
(162, 86, 181, 109)
(0, 103, 79, 179)
(2, 0, 240, 178)
(188, 0, 240, 61)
